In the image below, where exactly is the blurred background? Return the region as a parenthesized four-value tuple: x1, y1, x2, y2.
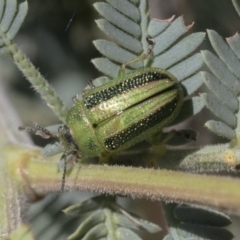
(1, 0, 240, 239)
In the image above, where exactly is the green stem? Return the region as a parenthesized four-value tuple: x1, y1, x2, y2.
(0, 27, 68, 122)
(4, 144, 240, 215)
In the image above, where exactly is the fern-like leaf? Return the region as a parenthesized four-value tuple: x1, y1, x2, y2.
(199, 0, 240, 139)
(63, 196, 161, 240)
(163, 203, 233, 240)
(201, 28, 240, 139)
(0, 0, 28, 55)
(0, 0, 68, 122)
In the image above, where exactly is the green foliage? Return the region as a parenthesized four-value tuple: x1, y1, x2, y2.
(0, 0, 240, 239)
(0, 0, 68, 122)
(202, 29, 240, 139)
(0, 0, 28, 55)
(198, 0, 240, 140)
(163, 203, 233, 240)
(63, 196, 161, 240)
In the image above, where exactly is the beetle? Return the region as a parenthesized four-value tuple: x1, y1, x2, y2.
(19, 36, 184, 190)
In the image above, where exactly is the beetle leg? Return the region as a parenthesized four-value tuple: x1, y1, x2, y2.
(171, 129, 197, 142)
(119, 53, 149, 75)
(146, 132, 163, 145)
(18, 122, 58, 139)
(99, 152, 115, 164)
(72, 95, 82, 104)
(150, 129, 197, 145)
(145, 144, 166, 169)
(118, 35, 155, 76)
(145, 131, 171, 168)
(88, 79, 95, 88)
(145, 129, 197, 168)
(144, 132, 166, 168)
(60, 150, 78, 192)
(60, 152, 67, 192)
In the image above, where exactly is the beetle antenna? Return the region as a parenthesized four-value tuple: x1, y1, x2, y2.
(61, 153, 67, 192)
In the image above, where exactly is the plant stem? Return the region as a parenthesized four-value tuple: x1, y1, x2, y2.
(3, 144, 240, 215)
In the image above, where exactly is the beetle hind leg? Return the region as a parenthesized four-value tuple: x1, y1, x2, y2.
(99, 152, 116, 164)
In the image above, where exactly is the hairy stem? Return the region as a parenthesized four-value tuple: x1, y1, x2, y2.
(0, 28, 68, 122)
(3, 144, 240, 215)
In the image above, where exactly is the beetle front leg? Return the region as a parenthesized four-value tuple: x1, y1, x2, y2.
(118, 53, 149, 76)
(146, 129, 197, 168)
(145, 132, 166, 168)
(146, 131, 179, 168)
(118, 35, 154, 76)
(147, 129, 197, 146)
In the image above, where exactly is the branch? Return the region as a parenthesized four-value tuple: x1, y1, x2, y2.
(3, 144, 240, 215)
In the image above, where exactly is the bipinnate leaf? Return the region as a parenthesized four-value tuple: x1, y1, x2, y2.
(201, 93, 237, 128)
(169, 54, 204, 81)
(113, 212, 161, 233)
(67, 210, 106, 240)
(174, 205, 231, 227)
(208, 29, 240, 78)
(202, 50, 240, 96)
(202, 28, 240, 140)
(0, 0, 68, 122)
(202, 71, 238, 111)
(227, 32, 240, 59)
(94, 2, 141, 38)
(148, 17, 172, 37)
(152, 32, 205, 69)
(5, 1, 28, 39)
(117, 228, 142, 240)
(63, 198, 101, 217)
(205, 120, 236, 140)
(93, 40, 142, 70)
(64, 196, 161, 240)
(180, 72, 203, 96)
(153, 17, 192, 56)
(0, 0, 28, 55)
(106, 0, 140, 22)
(163, 204, 233, 240)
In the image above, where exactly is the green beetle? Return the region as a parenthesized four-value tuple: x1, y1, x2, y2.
(19, 37, 184, 190)
(61, 67, 183, 158)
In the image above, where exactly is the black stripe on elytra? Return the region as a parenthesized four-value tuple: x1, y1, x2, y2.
(84, 71, 170, 109)
(104, 93, 180, 151)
